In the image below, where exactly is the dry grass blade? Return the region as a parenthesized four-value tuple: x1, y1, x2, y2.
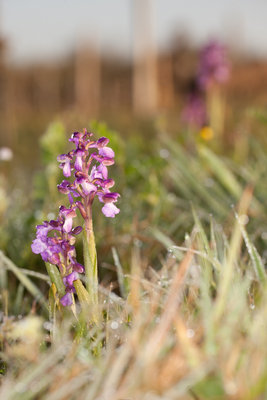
(142, 250, 193, 363)
(213, 187, 253, 323)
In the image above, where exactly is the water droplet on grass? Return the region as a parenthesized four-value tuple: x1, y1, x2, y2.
(110, 321, 119, 330)
(186, 329, 195, 338)
(239, 214, 249, 225)
(47, 212, 55, 220)
(15, 382, 27, 393)
(43, 321, 53, 331)
(204, 178, 214, 187)
(225, 381, 237, 395)
(159, 148, 169, 159)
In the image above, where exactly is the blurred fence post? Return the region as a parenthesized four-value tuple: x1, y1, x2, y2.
(132, 0, 158, 116)
(74, 42, 101, 118)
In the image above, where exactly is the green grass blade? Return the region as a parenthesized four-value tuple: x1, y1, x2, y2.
(237, 216, 266, 284)
(0, 251, 47, 311)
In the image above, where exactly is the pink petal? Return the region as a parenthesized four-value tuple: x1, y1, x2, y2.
(99, 147, 114, 158)
(102, 203, 120, 218)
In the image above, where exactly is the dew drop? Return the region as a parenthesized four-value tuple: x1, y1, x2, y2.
(239, 214, 249, 225)
(15, 382, 27, 393)
(204, 178, 214, 187)
(186, 329, 195, 338)
(225, 381, 237, 395)
(43, 321, 53, 331)
(185, 233, 190, 241)
(134, 238, 142, 248)
(110, 321, 119, 330)
(159, 148, 170, 159)
(34, 210, 43, 219)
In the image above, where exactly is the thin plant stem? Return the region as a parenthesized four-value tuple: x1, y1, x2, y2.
(83, 204, 99, 319)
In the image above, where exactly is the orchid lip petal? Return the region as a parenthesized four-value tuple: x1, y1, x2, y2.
(102, 203, 120, 218)
(31, 239, 47, 254)
(63, 162, 72, 177)
(74, 156, 83, 171)
(63, 217, 73, 233)
(99, 146, 115, 158)
(81, 181, 97, 196)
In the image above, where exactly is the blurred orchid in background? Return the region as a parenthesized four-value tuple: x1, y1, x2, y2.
(197, 40, 230, 90)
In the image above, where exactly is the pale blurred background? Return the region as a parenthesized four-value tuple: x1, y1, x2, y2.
(1, 0, 267, 175)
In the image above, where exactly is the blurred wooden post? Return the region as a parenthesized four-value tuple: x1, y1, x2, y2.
(74, 42, 101, 118)
(157, 54, 175, 110)
(133, 0, 158, 116)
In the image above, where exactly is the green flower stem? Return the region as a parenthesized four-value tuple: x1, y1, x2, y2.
(83, 205, 98, 307)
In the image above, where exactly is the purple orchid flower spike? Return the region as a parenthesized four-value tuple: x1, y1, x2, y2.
(32, 129, 120, 310)
(197, 40, 230, 90)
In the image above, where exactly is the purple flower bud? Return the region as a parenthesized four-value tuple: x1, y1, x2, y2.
(57, 180, 71, 194)
(102, 192, 120, 203)
(71, 226, 83, 235)
(96, 137, 109, 147)
(63, 271, 79, 288)
(73, 262, 84, 273)
(69, 131, 83, 146)
(76, 201, 87, 219)
(60, 292, 73, 306)
(49, 220, 60, 228)
(98, 192, 120, 204)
